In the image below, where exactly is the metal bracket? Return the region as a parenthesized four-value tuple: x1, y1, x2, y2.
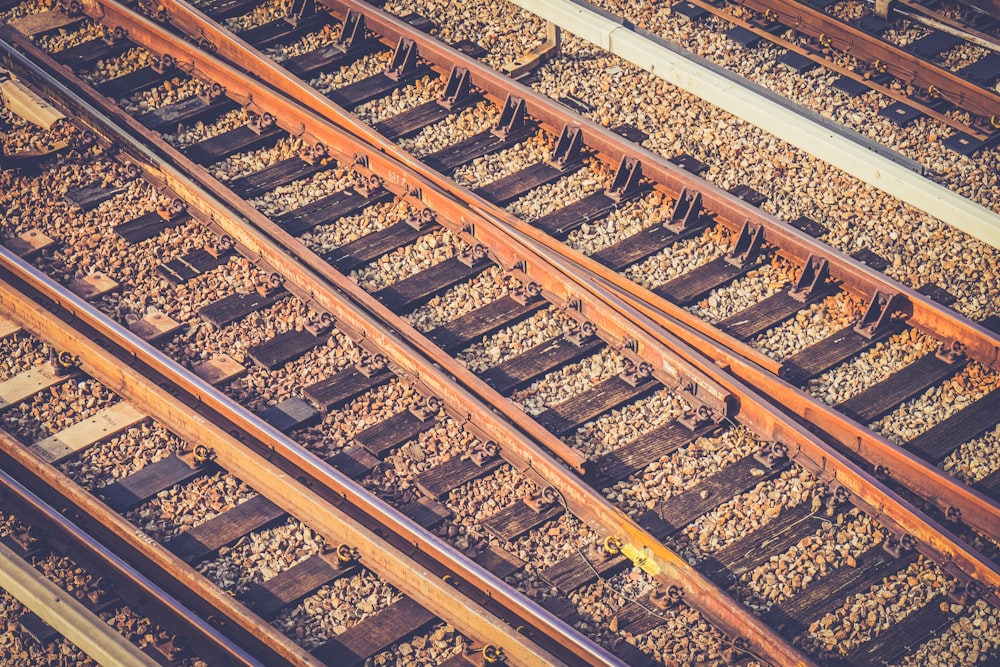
(665, 187, 702, 232)
(606, 156, 643, 202)
(151, 53, 174, 74)
(854, 290, 901, 339)
(882, 533, 915, 558)
(438, 66, 473, 110)
(491, 95, 527, 140)
(935, 340, 966, 364)
(198, 82, 225, 104)
(502, 21, 559, 80)
(468, 441, 499, 467)
(618, 361, 653, 387)
(523, 486, 557, 513)
(304, 312, 333, 336)
(335, 10, 367, 52)
(355, 352, 387, 378)
(546, 124, 583, 170)
(948, 579, 983, 606)
(789, 255, 830, 303)
(678, 405, 715, 431)
(409, 396, 442, 421)
(247, 111, 275, 135)
(457, 244, 488, 267)
(509, 281, 541, 305)
(405, 208, 436, 231)
(647, 585, 684, 611)
(102, 25, 127, 44)
(724, 220, 765, 269)
(285, 0, 315, 26)
(385, 38, 418, 81)
(752, 442, 789, 470)
(566, 321, 596, 346)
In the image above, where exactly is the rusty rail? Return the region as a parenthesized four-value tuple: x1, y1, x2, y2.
(121, 0, 1000, 544)
(0, 460, 263, 667)
(11, 3, 996, 662)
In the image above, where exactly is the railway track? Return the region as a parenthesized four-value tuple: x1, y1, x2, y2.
(1, 1, 999, 665)
(72, 0, 1000, 544)
(662, 0, 1000, 150)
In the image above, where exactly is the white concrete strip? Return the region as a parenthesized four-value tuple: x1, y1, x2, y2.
(510, 0, 1000, 249)
(0, 541, 160, 667)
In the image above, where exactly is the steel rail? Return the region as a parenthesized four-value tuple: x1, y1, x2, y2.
(0, 463, 264, 667)
(15, 7, 1000, 662)
(735, 0, 1000, 121)
(0, 19, 822, 666)
(0, 257, 583, 667)
(0, 40, 605, 667)
(150, 0, 1000, 371)
(121, 0, 1000, 542)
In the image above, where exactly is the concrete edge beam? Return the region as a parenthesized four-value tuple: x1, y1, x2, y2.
(510, 0, 1000, 250)
(0, 541, 160, 667)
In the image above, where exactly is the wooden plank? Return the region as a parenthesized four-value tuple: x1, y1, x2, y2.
(718, 287, 810, 341)
(28, 403, 147, 464)
(94, 66, 172, 100)
(532, 191, 618, 238)
(312, 597, 435, 667)
(64, 183, 124, 211)
(0, 316, 21, 339)
(374, 95, 481, 141)
(539, 594, 580, 624)
(905, 389, 1000, 464)
(0, 364, 71, 410)
(585, 419, 716, 489)
(618, 600, 665, 636)
(438, 654, 478, 667)
(837, 353, 964, 424)
(184, 123, 282, 165)
(975, 468, 1000, 501)
(157, 248, 232, 285)
(414, 455, 504, 499)
(374, 257, 489, 312)
(166, 495, 284, 563)
(354, 410, 437, 458)
(114, 210, 189, 244)
(279, 187, 393, 237)
(534, 376, 659, 437)
(328, 66, 433, 108)
(239, 14, 332, 49)
(283, 39, 384, 79)
(653, 256, 756, 307)
(481, 335, 604, 394)
(192, 355, 246, 386)
(482, 500, 563, 542)
(6, 230, 56, 258)
(540, 552, 627, 592)
(400, 497, 451, 529)
(69, 272, 120, 300)
(241, 553, 356, 619)
(474, 161, 582, 206)
(128, 312, 183, 343)
(9, 10, 81, 36)
(426, 295, 545, 352)
(781, 322, 902, 386)
(651, 454, 788, 539)
(474, 546, 524, 579)
(324, 220, 432, 274)
(198, 290, 289, 328)
(203, 0, 260, 19)
(327, 445, 380, 479)
(591, 222, 699, 271)
(248, 330, 329, 371)
(52, 39, 128, 70)
(228, 157, 325, 199)
(423, 124, 537, 173)
(304, 366, 392, 411)
(257, 397, 320, 433)
(698, 503, 823, 583)
(763, 548, 918, 636)
(100, 453, 206, 512)
(138, 95, 235, 133)
(845, 599, 954, 667)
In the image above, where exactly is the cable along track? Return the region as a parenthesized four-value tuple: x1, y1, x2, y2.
(74, 0, 1000, 559)
(3, 3, 1000, 666)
